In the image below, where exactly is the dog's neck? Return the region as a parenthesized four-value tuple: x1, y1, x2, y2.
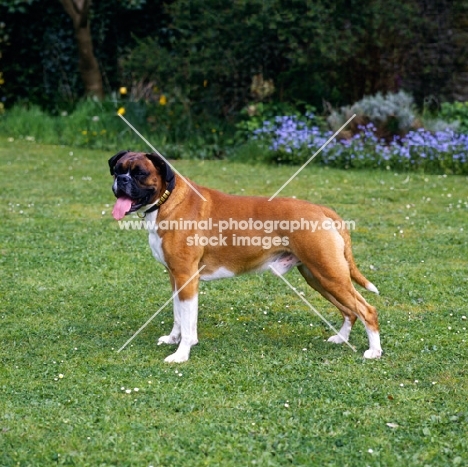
(139, 189, 171, 216)
(138, 169, 176, 217)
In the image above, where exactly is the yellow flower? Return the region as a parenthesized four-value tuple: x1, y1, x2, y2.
(203, 80, 208, 87)
(119, 87, 127, 95)
(117, 107, 125, 116)
(159, 95, 167, 106)
(82, 130, 87, 135)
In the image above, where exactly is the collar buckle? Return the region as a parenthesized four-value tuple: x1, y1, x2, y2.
(138, 189, 172, 218)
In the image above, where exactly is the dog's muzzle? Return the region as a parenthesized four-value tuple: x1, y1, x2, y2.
(113, 174, 132, 195)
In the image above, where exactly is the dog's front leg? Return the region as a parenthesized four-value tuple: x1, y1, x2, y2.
(158, 274, 180, 345)
(157, 308, 182, 346)
(158, 272, 181, 345)
(162, 272, 199, 363)
(163, 293, 198, 363)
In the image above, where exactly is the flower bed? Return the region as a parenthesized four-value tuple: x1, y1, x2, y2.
(253, 115, 468, 174)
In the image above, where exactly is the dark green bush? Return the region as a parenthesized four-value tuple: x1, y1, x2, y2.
(439, 102, 468, 133)
(121, 0, 424, 120)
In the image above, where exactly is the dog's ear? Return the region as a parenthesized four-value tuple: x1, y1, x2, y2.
(145, 153, 175, 183)
(108, 150, 128, 175)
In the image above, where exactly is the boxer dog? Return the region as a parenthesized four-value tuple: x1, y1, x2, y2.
(109, 150, 382, 363)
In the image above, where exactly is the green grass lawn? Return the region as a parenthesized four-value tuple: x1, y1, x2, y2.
(1, 137, 467, 466)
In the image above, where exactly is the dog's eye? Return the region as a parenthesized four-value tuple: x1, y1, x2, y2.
(132, 169, 149, 178)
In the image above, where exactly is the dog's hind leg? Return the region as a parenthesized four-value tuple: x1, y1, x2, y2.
(297, 265, 357, 344)
(295, 231, 382, 358)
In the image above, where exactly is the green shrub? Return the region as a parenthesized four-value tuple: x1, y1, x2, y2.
(0, 100, 144, 150)
(439, 101, 468, 133)
(0, 97, 234, 158)
(327, 90, 417, 137)
(0, 105, 59, 143)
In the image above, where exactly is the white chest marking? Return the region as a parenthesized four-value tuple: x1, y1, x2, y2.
(146, 211, 167, 267)
(200, 267, 236, 281)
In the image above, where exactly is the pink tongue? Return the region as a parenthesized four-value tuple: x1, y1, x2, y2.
(112, 197, 133, 220)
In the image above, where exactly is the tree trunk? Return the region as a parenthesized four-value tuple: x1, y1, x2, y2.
(59, 0, 104, 99)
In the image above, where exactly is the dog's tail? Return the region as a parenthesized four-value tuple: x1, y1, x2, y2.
(342, 227, 379, 294)
(322, 207, 379, 294)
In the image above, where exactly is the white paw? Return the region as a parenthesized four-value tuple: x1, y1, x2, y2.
(363, 348, 382, 359)
(157, 335, 180, 345)
(164, 351, 189, 363)
(328, 334, 346, 344)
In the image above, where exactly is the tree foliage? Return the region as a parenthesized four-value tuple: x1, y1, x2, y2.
(0, 0, 167, 110)
(122, 0, 425, 117)
(1, 0, 467, 118)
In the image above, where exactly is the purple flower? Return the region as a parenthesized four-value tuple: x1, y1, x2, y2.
(250, 114, 468, 174)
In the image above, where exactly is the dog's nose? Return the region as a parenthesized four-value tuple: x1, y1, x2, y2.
(117, 174, 131, 185)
